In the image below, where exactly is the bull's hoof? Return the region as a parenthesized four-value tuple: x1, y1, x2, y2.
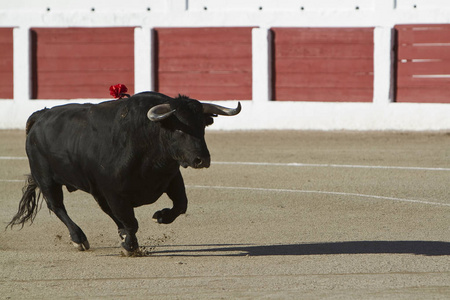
(152, 208, 177, 224)
(119, 232, 139, 256)
(120, 241, 140, 256)
(72, 240, 90, 251)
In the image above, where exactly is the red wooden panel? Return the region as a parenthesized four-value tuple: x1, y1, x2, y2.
(158, 43, 251, 59)
(275, 58, 373, 74)
(155, 27, 253, 100)
(158, 72, 251, 87)
(0, 57, 13, 71)
(275, 73, 373, 88)
(398, 46, 450, 60)
(37, 57, 134, 72)
(396, 87, 450, 103)
(397, 60, 450, 76)
(0, 28, 13, 99)
(396, 24, 450, 44)
(37, 71, 135, 86)
(156, 27, 252, 44)
(397, 76, 450, 88)
(273, 28, 374, 44)
(159, 57, 251, 72)
(0, 29, 13, 43)
(275, 44, 373, 59)
(0, 85, 12, 96)
(395, 24, 450, 103)
(275, 87, 373, 102)
(34, 27, 135, 44)
(272, 27, 374, 102)
(36, 44, 132, 58)
(31, 27, 135, 99)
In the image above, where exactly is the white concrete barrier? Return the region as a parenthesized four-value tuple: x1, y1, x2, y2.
(1, 0, 450, 130)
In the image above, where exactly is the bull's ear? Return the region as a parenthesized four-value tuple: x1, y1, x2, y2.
(147, 104, 176, 122)
(204, 115, 214, 126)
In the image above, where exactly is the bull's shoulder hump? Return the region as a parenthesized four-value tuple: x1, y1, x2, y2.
(132, 92, 173, 104)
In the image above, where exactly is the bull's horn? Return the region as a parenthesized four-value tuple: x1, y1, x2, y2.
(147, 104, 176, 121)
(202, 102, 241, 116)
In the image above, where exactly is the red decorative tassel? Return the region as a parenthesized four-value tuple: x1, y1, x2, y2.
(109, 84, 129, 99)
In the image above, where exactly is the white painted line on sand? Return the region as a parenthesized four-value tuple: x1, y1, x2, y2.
(213, 161, 450, 172)
(0, 179, 23, 182)
(1, 156, 448, 172)
(0, 156, 28, 160)
(187, 185, 450, 207)
(2, 181, 447, 207)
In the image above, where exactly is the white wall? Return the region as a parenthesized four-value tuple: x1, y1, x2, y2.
(1, 0, 450, 130)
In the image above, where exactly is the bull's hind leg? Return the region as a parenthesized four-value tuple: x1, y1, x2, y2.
(41, 184, 90, 251)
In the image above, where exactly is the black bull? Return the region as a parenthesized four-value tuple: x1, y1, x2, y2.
(7, 92, 241, 253)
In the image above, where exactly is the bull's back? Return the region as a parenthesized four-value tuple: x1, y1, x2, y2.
(27, 103, 95, 150)
(26, 108, 49, 135)
(27, 101, 122, 143)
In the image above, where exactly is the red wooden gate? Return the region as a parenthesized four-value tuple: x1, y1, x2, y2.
(31, 27, 135, 99)
(272, 27, 374, 102)
(395, 24, 450, 103)
(155, 27, 253, 100)
(0, 28, 14, 99)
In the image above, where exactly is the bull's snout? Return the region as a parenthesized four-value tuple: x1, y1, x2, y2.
(193, 156, 211, 168)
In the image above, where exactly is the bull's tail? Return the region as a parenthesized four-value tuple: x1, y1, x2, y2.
(6, 175, 43, 229)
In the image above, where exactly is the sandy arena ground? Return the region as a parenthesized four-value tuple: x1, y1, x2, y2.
(0, 130, 449, 299)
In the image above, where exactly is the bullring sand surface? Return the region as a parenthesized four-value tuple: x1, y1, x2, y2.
(1, 130, 449, 299)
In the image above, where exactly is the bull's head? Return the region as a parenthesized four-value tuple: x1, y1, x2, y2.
(147, 96, 241, 169)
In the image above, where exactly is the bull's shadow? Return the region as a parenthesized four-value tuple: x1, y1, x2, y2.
(146, 241, 450, 257)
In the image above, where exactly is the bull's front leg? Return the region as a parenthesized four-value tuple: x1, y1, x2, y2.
(153, 171, 188, 224)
